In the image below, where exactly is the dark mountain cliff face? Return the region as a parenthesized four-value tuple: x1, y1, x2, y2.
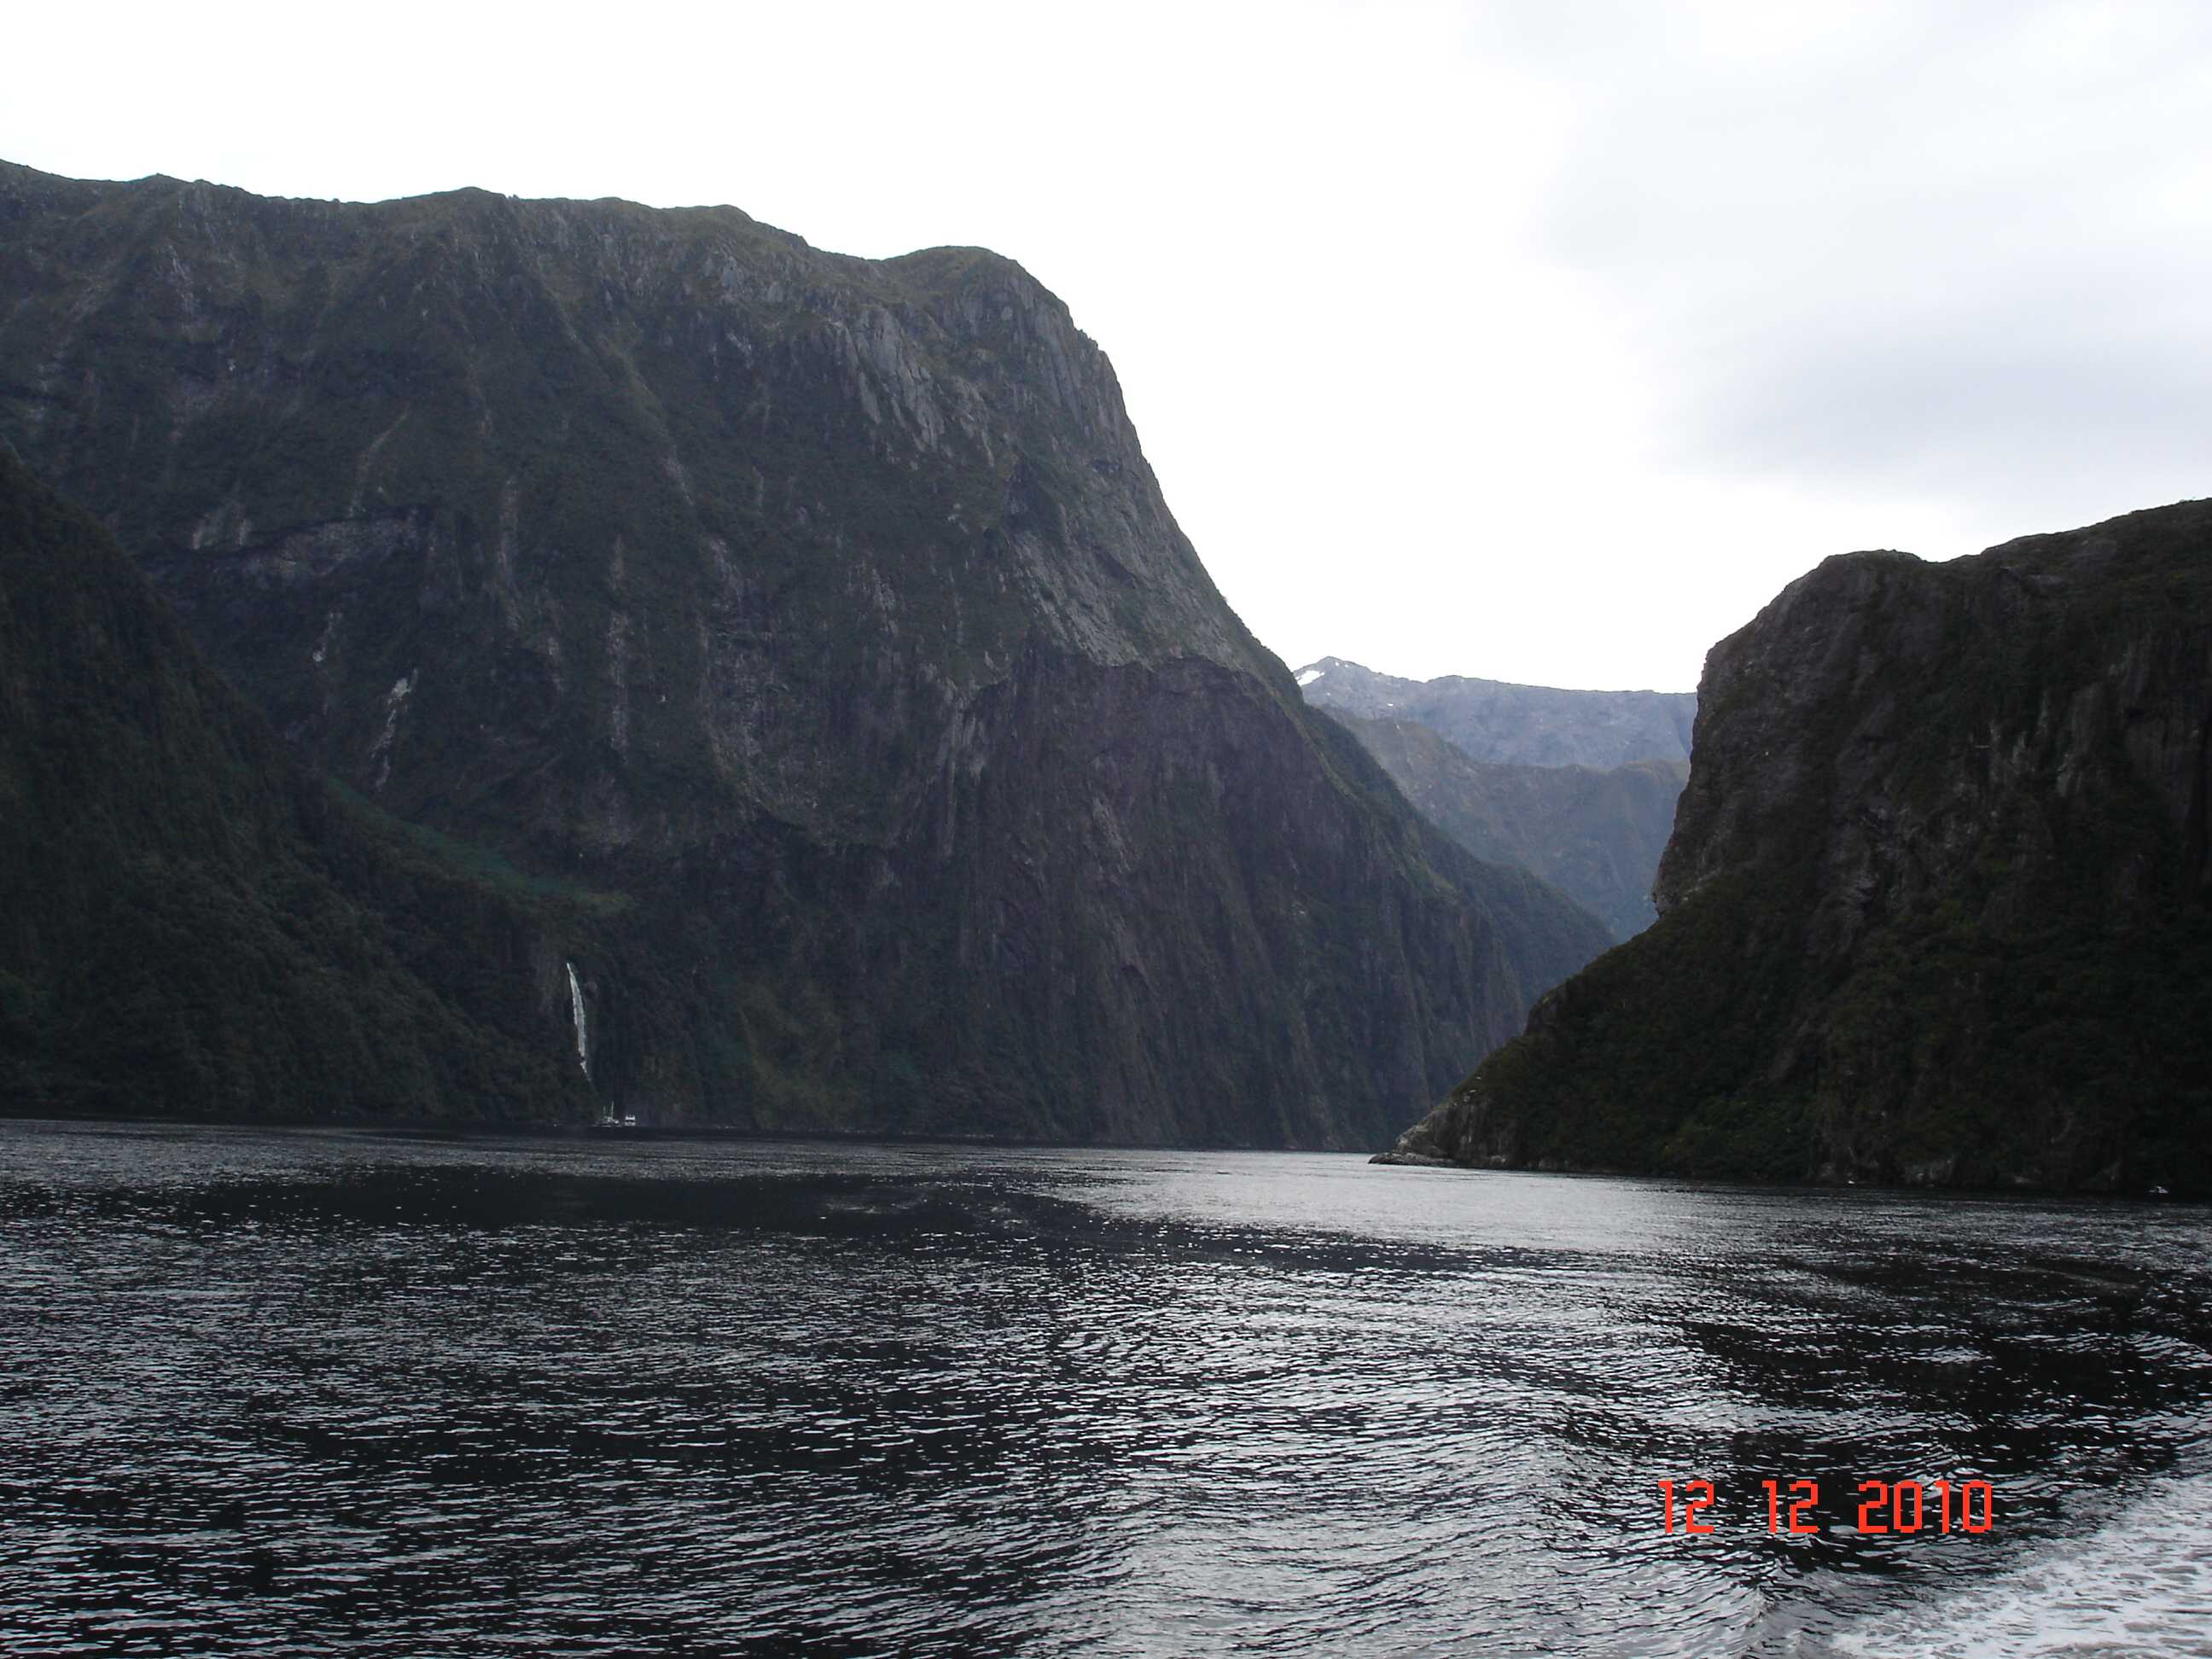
(1382, 499, 2212, 1193)
(1297, 657, 1697, 769)
(1322, 711, 1686, 941)
(0, 450, 601, 1119)
(0, 161, 1610, 1144)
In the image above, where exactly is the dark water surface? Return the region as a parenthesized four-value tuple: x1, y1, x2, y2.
(3, 1121, 2210, 1656)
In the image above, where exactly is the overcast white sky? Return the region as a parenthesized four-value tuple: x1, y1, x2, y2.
(8, 0, 2209, 690)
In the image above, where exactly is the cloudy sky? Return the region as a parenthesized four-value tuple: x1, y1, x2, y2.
(8, 0, 2208, 690)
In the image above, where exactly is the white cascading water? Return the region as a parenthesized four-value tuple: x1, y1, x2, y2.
(564, 961, 590, 1076)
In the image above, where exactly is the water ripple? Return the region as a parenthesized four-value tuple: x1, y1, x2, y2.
(2, 1122, 2209, 1655)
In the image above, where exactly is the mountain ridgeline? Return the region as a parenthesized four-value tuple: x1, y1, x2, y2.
(1296, 657, 1697, 769)
(1298, 657, 1695, 939)
(1382, 501, 2212, 1194)
(0, 161, 1611, 1144)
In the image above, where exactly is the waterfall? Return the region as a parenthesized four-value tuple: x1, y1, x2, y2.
(565, 961, 590, 1077)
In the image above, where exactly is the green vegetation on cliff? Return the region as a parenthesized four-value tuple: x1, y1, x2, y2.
(0, 451, 602, 1119)
(1384, 499, 2212, 1194)
(0, 161, 1611, 1144)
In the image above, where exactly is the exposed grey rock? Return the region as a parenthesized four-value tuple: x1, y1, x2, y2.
(1377, 498, 2212, 1193)
(1297, 656, 1697, 769)
(0, 160, 1614, 1145)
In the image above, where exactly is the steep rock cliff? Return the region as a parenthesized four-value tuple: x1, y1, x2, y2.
(0, 449, 603, 1119)
(1382, 500, 2212, 1192)
(0, 163, 1610, 1144)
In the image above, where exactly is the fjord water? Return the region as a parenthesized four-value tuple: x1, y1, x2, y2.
(3, 1123, 2209, 1657)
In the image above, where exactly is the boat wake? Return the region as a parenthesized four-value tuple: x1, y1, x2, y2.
(1823, 1466, 2212, 1657)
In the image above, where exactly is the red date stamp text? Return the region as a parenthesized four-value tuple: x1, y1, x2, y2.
(1659, 1478, 1996, 1535)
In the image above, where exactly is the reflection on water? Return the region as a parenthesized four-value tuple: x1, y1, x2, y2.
(2, 1121, 2209, 1656)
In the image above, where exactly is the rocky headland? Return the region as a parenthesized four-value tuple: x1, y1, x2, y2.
(1380, 500, 2212, 1195)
